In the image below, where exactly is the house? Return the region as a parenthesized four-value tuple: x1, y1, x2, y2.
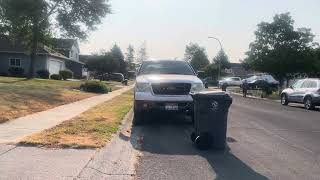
(225, 63, 255, 78)
(50, 38, 86, 79)
(0, 36, 85, 78)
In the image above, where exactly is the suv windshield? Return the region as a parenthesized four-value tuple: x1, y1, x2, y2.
(138, 61, 195, 75)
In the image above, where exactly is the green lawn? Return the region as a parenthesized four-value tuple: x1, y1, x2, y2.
(0, 76, 119, 123)
(21, 90, 133, 149)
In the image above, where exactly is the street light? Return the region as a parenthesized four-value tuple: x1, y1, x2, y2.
(208, 36, 223, 80)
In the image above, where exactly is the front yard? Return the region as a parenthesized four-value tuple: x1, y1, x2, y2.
(0, 76, 120, 123)
(21, 90, 133, 148)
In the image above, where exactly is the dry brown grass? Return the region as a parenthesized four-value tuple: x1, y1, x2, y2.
(20, 90, 133, 149)
(0, 77, 119, 123)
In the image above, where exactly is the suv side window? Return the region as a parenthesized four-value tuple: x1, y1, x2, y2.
(301, 80, 311, 88)
(309, 81, 317, 88)
(292, 80, 304, 89)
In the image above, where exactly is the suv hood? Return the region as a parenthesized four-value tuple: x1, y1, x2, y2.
(136, 74, 203, 84)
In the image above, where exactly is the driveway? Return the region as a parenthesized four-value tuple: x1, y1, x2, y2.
(134, 95, 320, 180)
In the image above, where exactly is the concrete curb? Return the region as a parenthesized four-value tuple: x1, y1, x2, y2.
(76, 109, 141, 180)
(230, 91, 281, 103)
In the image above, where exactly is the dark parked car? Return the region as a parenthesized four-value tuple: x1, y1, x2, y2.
(99, 73, 125, 82)
(242, 74, 279, 91)
(281, 78, 320, 110)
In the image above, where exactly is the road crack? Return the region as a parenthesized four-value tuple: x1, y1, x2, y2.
(86, 166, 135, 176)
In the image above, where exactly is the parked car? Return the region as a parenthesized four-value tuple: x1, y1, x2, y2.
(281, 78, 320, 110)
(218, 77, 242, 87)
(134, 59, 204, 125)
(242, 74, 279, 91)
(99, 73, 125, 82)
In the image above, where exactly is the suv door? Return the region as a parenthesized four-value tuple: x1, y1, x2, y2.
(230, 77, 241, 86)
(297, 80, 312, 103)
(306, 80, 318, 95)
(288, 80, 304, 102)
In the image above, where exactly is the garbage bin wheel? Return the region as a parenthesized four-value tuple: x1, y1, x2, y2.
(195, 133, 213, 150)
(190, 132, 197, 142)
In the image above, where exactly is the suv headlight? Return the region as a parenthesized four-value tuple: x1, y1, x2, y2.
(135, 82, 151, 92)
(190, 83, 204, 93)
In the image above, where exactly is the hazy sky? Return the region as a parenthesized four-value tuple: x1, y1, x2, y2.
(80, 0, 320, 63)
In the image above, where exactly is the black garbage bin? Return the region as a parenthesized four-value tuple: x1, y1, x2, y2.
(191, 91, 232, 150)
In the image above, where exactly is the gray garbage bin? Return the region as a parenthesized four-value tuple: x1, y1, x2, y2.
(191, 91, 232, 150)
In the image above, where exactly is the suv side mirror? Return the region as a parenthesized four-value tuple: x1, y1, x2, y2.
(289, 85, 293, 89)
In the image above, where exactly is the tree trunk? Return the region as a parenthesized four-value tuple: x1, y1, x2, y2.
(28, 20, 39, 79)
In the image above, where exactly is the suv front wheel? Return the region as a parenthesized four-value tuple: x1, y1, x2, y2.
(304, 96, 315, 110)
(281, 94, 289, 106)
(133, 102, 146, 126)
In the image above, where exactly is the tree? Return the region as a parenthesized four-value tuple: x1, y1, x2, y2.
(110, 44, 126, 74)
(86, 53, 119, 75)
(125, 45, 135, 63)
(136, 41, 148, 63)
(244, 12, 317, 86)
(213, 50, 230, 69)
(0, 0, 111, 78)
(184, 43, 209, 71)
(125, 45, 136, 71)
(203, 63, 219, 79)
(312, 48, 320, 77)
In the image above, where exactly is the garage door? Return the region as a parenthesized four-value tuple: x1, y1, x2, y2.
(48, 60, 62, 75)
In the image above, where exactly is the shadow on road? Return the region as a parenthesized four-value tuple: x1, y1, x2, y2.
(287, 104, 320, 111)
(131, 113, 268, 180)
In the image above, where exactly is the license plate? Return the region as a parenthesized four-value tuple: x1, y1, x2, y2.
(165, 103, 178, 111)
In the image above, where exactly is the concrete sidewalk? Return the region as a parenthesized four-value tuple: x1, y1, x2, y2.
(0, 85, 133, 143)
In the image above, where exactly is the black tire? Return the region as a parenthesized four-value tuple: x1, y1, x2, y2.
(133, 110, 145, 126)
(195, 133, 213, 150)
(304, 96, 315, 110)
(190, 132, 197, 142)
(281, 94, 289, 106)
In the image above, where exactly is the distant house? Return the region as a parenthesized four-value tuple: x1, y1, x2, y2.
(225, 63, 255, 78)
(0, 36, 85, 78)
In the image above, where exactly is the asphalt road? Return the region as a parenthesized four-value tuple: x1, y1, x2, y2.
(134, 95, 320, 180)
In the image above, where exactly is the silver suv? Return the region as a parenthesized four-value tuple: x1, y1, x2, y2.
(218, 77, 242, 87)
(281, 78, 320, 110)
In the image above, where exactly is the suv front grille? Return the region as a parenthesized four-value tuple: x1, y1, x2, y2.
(152, 83, 191, 95)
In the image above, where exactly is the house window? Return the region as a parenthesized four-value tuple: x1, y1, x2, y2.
(9, 58, 21, 67)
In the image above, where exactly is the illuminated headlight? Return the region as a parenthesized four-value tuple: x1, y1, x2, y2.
(135, 82, 151, 92)
(190, 83, 204, 93)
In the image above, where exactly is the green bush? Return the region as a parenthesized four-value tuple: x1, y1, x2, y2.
(37, 69, 50, 79)
(59, 70, 73, 80)
(80, 81, 109, 94)
(50, 74, 62, 80)
(8, 67, 24, 77)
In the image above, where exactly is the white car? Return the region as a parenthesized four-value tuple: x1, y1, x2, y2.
(218, 77, 242, 87)
(134, 60, 204, 125)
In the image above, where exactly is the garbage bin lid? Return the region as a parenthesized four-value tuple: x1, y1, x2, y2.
(191, 90, 232, 100)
